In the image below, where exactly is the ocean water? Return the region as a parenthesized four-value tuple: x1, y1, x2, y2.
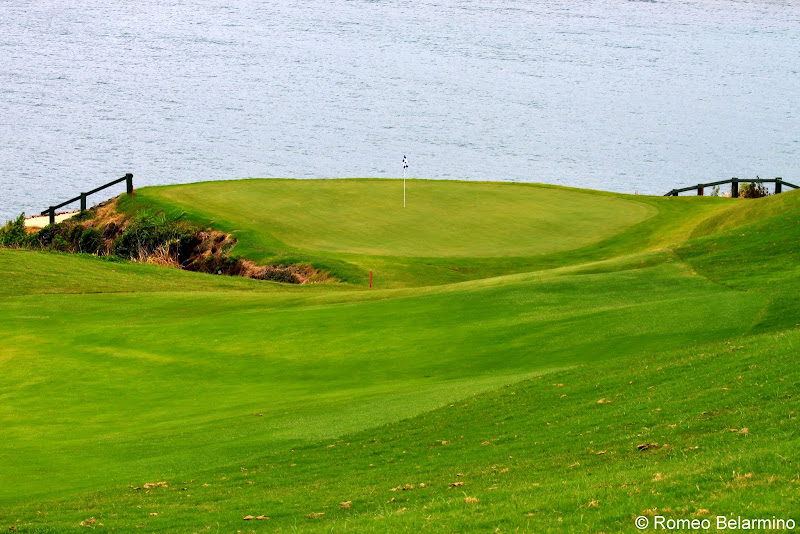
(1, 0, 798, 222)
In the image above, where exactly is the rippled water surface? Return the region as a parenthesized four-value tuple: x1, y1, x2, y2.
(1, 0, 799, 221)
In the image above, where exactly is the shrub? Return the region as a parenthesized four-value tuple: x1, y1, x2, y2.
(740, 182, 769, 199)
(112, 209, 194, 261)
(36, 224, 58, 247)
(73, 210, 93, 223)
(0, 214, 29, 247)
(33, 221, 77, 252)
(79, 228, 103, 254)
(66, 224, 84, 251)
(52, 235, 69, 252)
(102, 221, 121, 239)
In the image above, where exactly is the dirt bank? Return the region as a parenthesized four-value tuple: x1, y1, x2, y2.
(22, 198, 332, 285)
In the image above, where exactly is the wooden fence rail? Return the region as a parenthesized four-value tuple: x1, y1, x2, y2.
(40, 173, 133, 225)
(665, 177, 798, 198)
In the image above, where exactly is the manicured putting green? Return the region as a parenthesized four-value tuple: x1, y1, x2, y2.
(153, 179, 656, 257)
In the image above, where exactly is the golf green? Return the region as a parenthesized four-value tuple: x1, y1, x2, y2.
(151, 179, 656, 257)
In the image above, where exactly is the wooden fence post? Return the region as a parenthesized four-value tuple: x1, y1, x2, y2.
(731, 178, 739, 198)
(775, 178, 782, 194)
(42, 173, 132, 220)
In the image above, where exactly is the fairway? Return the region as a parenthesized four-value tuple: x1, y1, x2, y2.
(152, 179, 655, 256)
(1, 180, 798, 532)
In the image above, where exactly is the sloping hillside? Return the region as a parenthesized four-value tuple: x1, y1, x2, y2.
(0, 181, 796, 532)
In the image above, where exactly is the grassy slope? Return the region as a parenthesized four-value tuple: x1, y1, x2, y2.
(13, 329, 795, 533)
(677, 191, 800, 334)
(1, 182, 798, 532)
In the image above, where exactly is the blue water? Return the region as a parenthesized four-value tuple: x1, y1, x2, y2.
(1, 0, 799, 222)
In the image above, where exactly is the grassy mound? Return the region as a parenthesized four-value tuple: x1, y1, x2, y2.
(0, 180, 797, 532)
(134, 179, 729, 287)
(148, 179, 655, 257)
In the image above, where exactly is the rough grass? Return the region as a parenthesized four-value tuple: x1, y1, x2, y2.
(1, 182, 798, 532)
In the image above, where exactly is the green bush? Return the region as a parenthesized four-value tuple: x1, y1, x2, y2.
(79, 228, 103, 254)
(33, 221, 76, 252)
(0, 214, 29, 247)
(52, 235, 69, 252)
(66, 224, 84, 250)
(36, 224, 57, 247)
(112, 209, 195, 261)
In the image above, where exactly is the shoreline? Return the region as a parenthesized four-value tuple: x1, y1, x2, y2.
(23, 209, 80, 229)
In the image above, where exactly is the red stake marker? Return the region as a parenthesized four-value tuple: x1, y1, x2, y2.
(369, 270, 373, 288)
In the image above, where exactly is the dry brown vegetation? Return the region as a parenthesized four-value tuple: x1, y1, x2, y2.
(25, 197, 332, 285)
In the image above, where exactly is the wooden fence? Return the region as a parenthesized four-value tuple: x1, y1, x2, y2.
(665, 177, 798, 198)
(41, 173, 133, 225)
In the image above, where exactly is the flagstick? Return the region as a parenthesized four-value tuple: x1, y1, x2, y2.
(403, 167, 406, 208)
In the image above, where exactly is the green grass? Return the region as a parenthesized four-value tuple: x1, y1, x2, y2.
(149, 179, 655, 257)
(1, 180, 797, 532)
